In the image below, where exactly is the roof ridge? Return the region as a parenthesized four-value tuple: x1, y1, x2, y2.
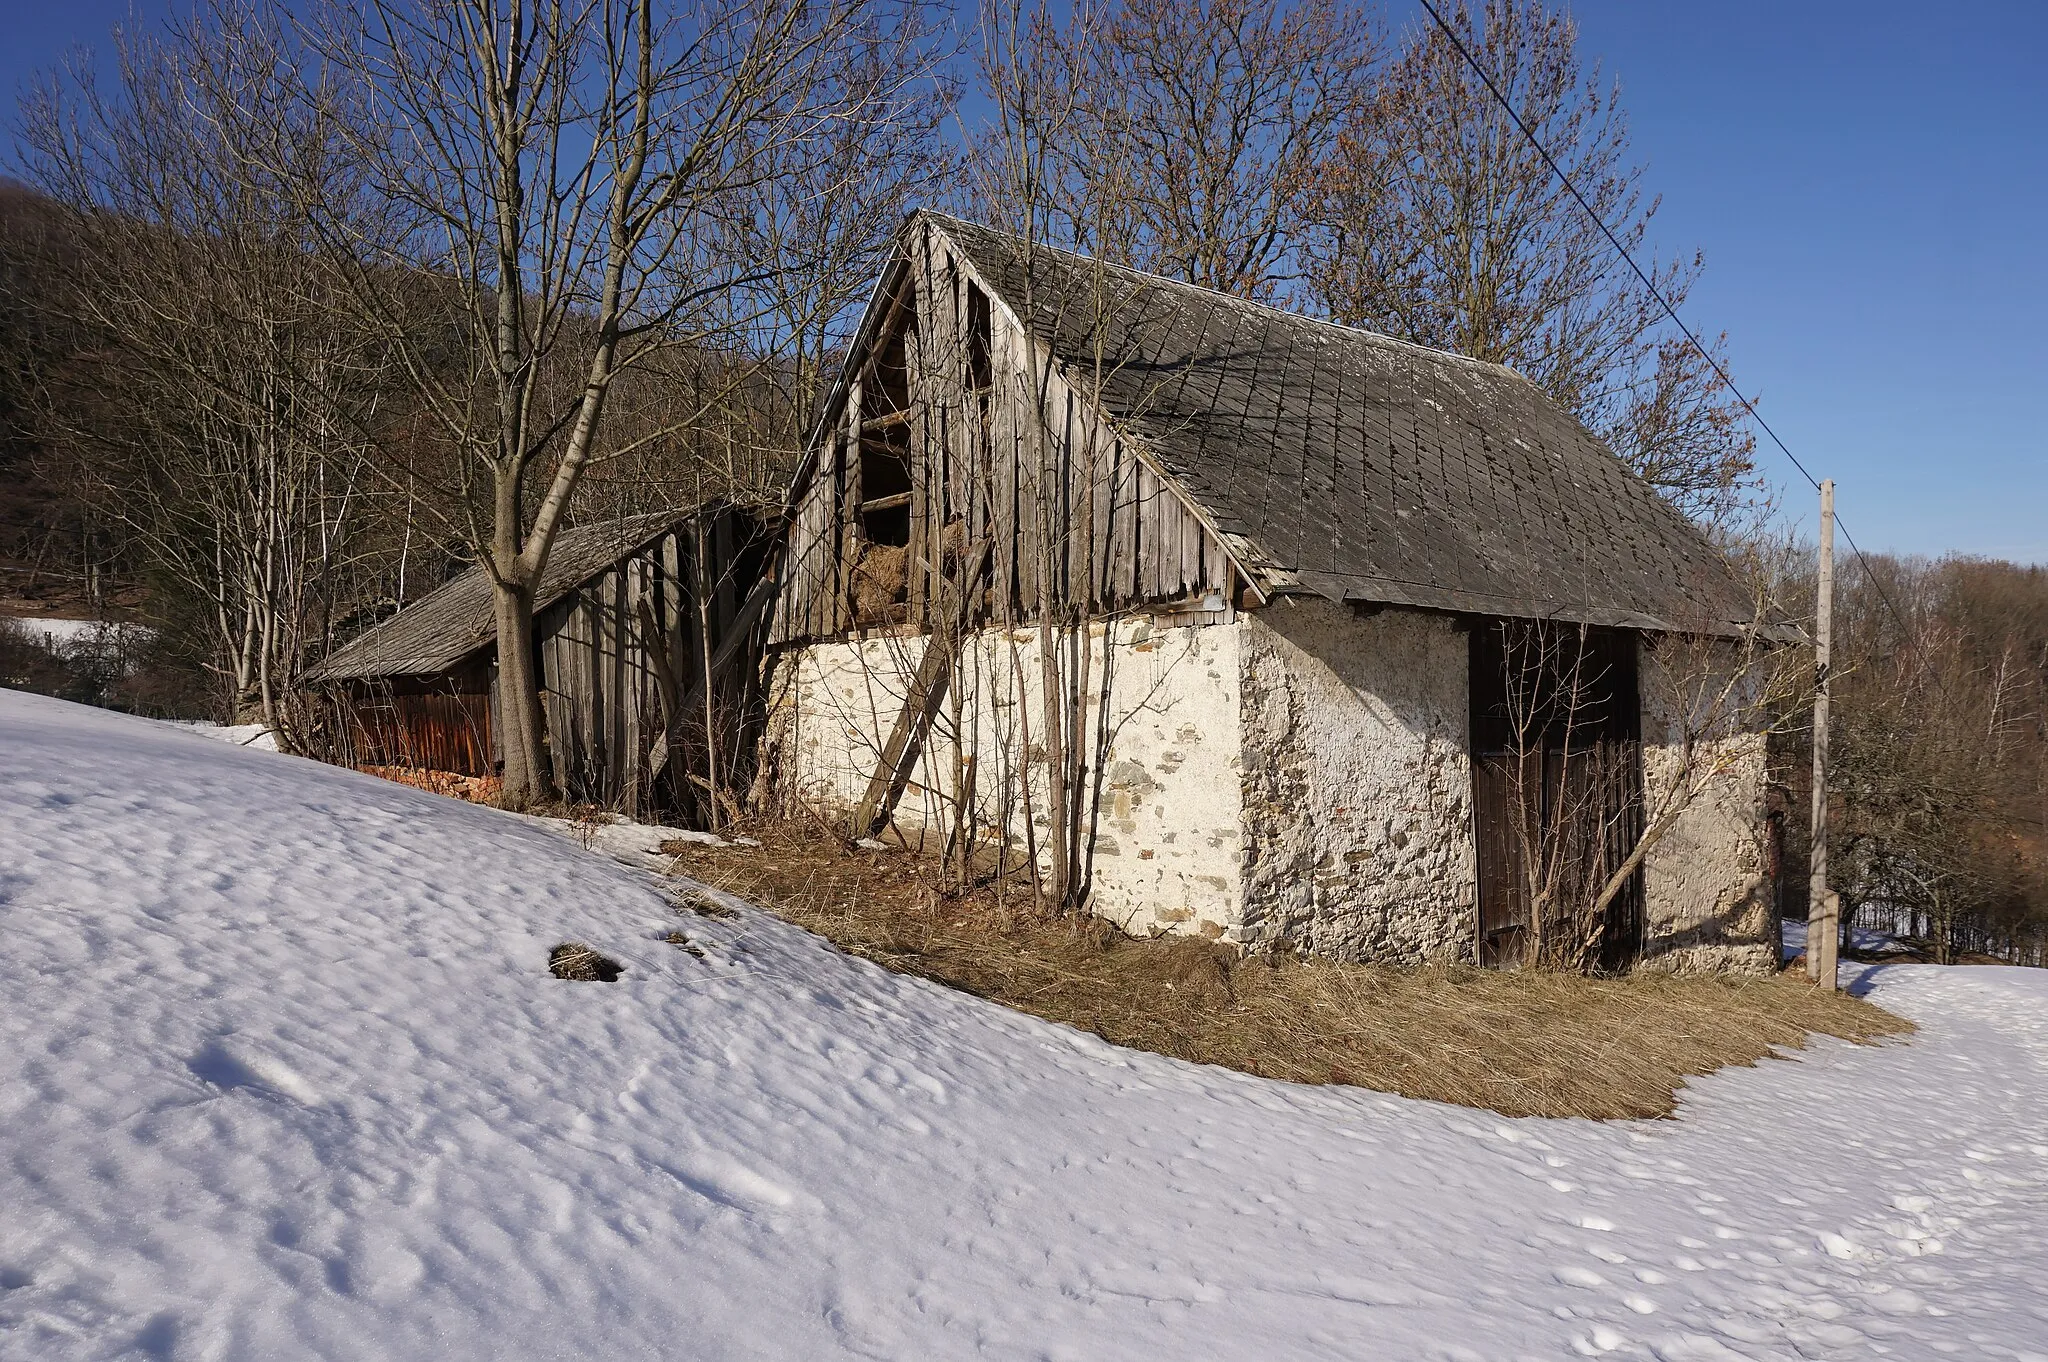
(916, 210, 1526, 383)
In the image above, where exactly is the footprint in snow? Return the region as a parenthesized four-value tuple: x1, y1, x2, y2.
(654, 1152, 800, 1214)
(186, 1040, 321, 1106)
(1569, 1323, 1628, 1354)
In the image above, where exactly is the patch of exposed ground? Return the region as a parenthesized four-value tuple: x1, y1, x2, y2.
(664, 821, 1911, 1120)
(548, 941, 625, 982)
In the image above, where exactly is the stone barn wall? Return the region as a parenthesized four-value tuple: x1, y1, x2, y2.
(1636, 642, 1777, 975)
(764, 606, 1772, 973)
(764, 619, 1248, 939)
(1237, 598, 1477, 962)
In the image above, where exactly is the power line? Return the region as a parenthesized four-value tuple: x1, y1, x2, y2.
(1410, 0, 1915, 636)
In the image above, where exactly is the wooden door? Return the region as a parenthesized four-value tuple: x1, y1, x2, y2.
(1472, 749, 1533, 965)
(1469, 622, 1646, 970)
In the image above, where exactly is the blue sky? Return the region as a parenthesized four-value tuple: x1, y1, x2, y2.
(1481, 0, 2048, 563)
(8, 0, 2043, 562)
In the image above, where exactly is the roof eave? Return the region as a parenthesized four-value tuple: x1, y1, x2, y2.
(1278, 569, 1796, 642)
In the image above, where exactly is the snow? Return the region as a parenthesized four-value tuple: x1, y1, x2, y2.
(3, 687, 2046, 1361)
(4, 617, 109, 647)
(1781, 917, 1915, 961)
(167, 720, 280, 752)
(0, 617, 153, 650)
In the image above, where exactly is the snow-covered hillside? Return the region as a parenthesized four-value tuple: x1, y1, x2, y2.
(3, 689, 2044, 1361)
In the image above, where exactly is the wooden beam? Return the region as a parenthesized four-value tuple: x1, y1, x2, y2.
(674, 567, 781, 720)
(850, 539, 992, 839)
(637, 594, 683, 785)
(857, 408, 914, 436)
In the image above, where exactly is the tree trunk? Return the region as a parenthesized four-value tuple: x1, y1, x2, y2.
(492, 575, 554, 808)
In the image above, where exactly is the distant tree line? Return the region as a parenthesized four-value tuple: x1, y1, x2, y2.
(1775, 553, 2048, 965)
(0, 0, 2038, 952)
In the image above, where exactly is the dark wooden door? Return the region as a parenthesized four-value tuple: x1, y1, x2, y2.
(1472, 749, 1533, 965)
(1469, 622, 1646, 970)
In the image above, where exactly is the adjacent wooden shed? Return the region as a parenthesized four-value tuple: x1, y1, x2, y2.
(306, 502, 776, 822)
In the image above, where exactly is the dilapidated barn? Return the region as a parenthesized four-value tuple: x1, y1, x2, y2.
(764, 212, 1783, 973)
(307, 503, 775, 822)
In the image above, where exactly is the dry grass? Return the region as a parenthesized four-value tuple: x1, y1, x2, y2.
(548, 942, 625, 982)
(666, 821, 1912, 1119)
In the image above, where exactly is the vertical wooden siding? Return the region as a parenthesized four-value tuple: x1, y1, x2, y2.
(772, 221, 1234, 646)
(538, 505, 770, 817)
(334, 689, 494, 776)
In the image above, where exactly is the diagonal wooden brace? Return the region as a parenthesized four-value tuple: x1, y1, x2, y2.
(852, 538, 991, 839)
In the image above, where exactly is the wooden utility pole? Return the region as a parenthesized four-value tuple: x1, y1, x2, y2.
(695, 508, 720, 830)
(1808, 479, 1839, 990)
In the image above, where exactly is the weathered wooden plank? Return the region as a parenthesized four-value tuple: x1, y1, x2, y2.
(855, 408, 914, 436)
(784, 484, 815, 643)
(658, 532, 677, 640)
(604, 568, 625, 800)
(617, 564, 634, 802)
(1136, 464, 1160, 600)
(841, 378, 863, 629)
(812, 438, 834, 640)
(619, 559, 642, 812)
(907, 317, 930, 628)
(1002, 324, 1038, 618)
(714, 511, 737, 639)
(593, 572, 614, 805)
(635, 553, 660, 808)
(1098, 435, 1120, 607)
(1107, 441, 1135, 602)
(996, 376, 1019, 621)
(814, 487, 837, 639)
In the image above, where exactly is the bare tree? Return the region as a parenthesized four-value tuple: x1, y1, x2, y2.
(301, 0, 943, 805)
(719, 38, 959, 445)
(1305, 0, 1756, 522)
(833, 0, 1208, 913)
(1828, 554, 2048, 964)
(968, 0, 1375, 299)
(959, 0, 1128, 912)
(16, 8, 396, 738)
(1479, 570, 1805, 972)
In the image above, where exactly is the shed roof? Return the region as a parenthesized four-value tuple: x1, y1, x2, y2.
(306, 511, 688, 683)
(925, 213, 1762, 635)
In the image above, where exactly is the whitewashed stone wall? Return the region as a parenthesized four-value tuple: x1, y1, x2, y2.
(1238, 598, 1476, 962)
(1086, 621, 1247, 937)
(767, 605, 1772, 973)
(766, 619, 1247, 938)
(1636, 643, 1776, 975)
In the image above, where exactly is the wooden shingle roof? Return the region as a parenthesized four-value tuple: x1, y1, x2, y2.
(306, 511, 687, 683)
(928, 213, 1761, 635)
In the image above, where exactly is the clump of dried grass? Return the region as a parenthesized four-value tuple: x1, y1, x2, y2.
(667, 822, 1911, 1120)
(549, 942, 624, 983)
